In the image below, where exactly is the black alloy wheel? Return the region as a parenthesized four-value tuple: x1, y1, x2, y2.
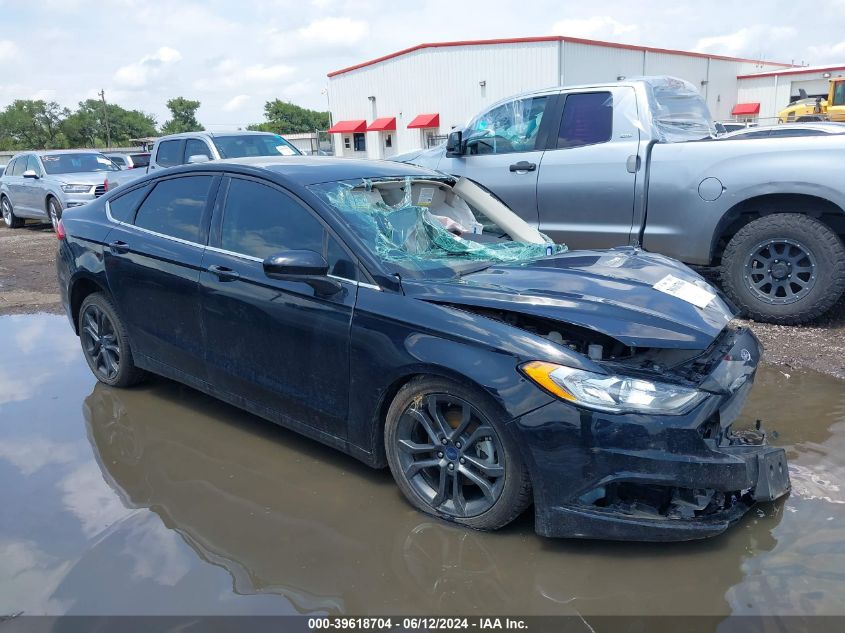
(743, 238, 816, 305)
(80, 302, 121, 381)
(385, 377, 532, 531)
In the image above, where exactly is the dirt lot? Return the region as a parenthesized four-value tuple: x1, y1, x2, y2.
(2, 222, 844, 379)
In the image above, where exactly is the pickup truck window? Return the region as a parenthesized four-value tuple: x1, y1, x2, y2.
(155, 140, 182, 167)
(557, 92, 613, 149)
(464, 96, 548, 155)
(185, 138, 213, 161)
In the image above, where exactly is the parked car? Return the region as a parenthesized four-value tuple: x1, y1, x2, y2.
(719, 122, 845, 139)
(57, 156, 789, 541)
(105, 152, 151, 170)
(106, 131, 303, 190)
(1, 150, 117, 231)
(393, 76, 845, 324)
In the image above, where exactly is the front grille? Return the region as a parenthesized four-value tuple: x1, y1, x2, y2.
(94, 184, 106, 198)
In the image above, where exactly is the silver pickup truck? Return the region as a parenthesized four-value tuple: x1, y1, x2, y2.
(395, 76, 845, 324)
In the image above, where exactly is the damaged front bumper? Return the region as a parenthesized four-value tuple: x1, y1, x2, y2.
(514, 327, 791, 541)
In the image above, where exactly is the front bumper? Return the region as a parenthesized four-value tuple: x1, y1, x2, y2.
(513, 327, 791, 541)
(62, 192, 98, 208)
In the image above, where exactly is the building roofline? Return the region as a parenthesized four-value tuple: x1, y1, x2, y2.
(737, 64, 845, 79)
(327, 35, 795, 78)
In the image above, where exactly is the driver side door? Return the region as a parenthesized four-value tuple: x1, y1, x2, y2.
(437, 94, 558, 227)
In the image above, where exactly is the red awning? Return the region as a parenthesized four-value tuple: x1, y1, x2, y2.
(366, 117, 397, 132)
(327, 119, 367, 134)
(407, 113, 440, 129)
(732, 102, 761, 116)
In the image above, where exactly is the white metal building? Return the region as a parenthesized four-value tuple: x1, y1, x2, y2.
(735, 65, 845, 122)
(326, 35, 793, 159)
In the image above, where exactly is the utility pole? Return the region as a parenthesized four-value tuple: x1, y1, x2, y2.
(98, 89, 112, 149)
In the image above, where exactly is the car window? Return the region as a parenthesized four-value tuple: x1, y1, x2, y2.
(327, 235, 357, 280)
(772, 128, 825, 137)
(557, 92, 613, 149)
(220, 178, 324, 259)
(6, 157, 21, 176)
(737, 130, 771, 139)
(134, 175, 212, 242)
(41, 153, 117, 174)
(211, 134, 299, 158)
(130, 154, 150, 167)
(833, 82, 845, 107)
(108, 183, 152, 223)
(26, 155, 41, 174)
(185, 139, 212, 162)
(464, 96, 549, 155)
(110, 156, 126, 166)
(155, 140, 182, 167)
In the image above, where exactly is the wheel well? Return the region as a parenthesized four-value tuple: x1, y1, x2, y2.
(45, 194, 57, 212)
(69, 278, 108, 334)
(711, 194, 845, 264)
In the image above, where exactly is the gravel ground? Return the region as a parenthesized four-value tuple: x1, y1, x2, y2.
(2, 222, 844, 379)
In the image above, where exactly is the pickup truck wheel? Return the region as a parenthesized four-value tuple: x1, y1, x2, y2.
(2, 196, 24, 228)
(385, 377, 532, 531)
(721, 213, 845, 324)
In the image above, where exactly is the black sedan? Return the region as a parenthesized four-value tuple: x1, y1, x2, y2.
(56, 157, 790, 541)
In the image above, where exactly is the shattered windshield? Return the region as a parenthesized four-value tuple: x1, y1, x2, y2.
(308, 176, 565, 278)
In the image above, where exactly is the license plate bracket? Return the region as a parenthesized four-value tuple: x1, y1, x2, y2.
(754, 448, 790, 502)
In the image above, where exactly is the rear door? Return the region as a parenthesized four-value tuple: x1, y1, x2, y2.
(103, 174, 219, 380)
(536, 87, 641, 249)
(4, 157, 26, 213)
(437, 94, 557, 227)
(200, 175, 357, 438)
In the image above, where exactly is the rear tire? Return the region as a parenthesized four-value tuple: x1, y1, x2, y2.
(78, 293, 145, 388)
(2, 196, 24, 228)
(384, 376, 532, 531)
(721, 213, 845, 324)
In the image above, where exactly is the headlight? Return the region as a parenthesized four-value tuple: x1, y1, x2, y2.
(521, 361, 706, 415)
(61, 184, 93, 193)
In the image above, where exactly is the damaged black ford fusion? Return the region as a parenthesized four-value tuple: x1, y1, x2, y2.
(58, 157, 790, 542)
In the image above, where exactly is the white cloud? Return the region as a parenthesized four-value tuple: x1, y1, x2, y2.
(695, 26, 797, 58)
(222, 94, 250, 112)
(0, 39, 19, 61)
(297, 16, 369, 45)
(0, 438, 78, 476)
(114, 46, 182, 89)
(808, 40, 845, 64)
(552, 16, 638, 39)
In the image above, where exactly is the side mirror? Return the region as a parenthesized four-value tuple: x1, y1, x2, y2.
(263, 250, 341, 295)
(187, 154, 210, 164)
(22, 169, 39, 179)
(445, 130, 464, 157)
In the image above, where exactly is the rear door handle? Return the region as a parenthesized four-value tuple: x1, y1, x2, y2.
(509, 161, 536, 172)
(108, 240, 130, 254)
(207, 264, 240, 282)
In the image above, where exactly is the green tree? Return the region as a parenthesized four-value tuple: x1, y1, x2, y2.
(62, 100, 157, 147)
(248, 100, 329, 134)
(0, 100, 70, 149)
(160, 97, 203, 134)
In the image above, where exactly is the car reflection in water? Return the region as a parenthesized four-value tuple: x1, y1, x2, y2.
(82, 378, 795, 617)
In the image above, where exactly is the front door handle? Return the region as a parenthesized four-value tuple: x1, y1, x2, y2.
(509, 161, 536, 173)
(108, 240, 130, 254)
(207, 264, 240, 282)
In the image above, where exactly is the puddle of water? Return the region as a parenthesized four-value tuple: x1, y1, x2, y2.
(1, 313, 844, 616)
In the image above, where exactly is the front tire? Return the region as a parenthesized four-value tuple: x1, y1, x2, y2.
(721, 213, 845, 324)
(385, 376, 532, 531)
(47, 197, 62, 233)
(2, 196, 24, 228)
(79, 293, 145, 387)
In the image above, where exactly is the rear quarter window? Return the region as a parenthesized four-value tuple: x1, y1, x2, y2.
(134, 175, 213, 242)
(108, 184, 152, 223)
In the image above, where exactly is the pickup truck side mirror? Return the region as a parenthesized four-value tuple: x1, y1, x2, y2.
(187, 154, 211, 164)
(445, 130, 464, 157)
(22, 169, 39, 179)
(263, 250, 342, 295)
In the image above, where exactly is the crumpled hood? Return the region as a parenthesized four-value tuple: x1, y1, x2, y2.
(403, 247, 734, 350)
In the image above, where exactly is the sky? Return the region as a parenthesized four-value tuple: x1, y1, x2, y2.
(1, 0, 844, 130)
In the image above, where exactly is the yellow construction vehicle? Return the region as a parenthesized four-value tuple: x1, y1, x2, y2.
(778, 77, 845, 122)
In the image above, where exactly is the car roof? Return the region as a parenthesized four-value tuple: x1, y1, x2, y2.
(155, 130, 282, 141)
(211, 156, 444, 186)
